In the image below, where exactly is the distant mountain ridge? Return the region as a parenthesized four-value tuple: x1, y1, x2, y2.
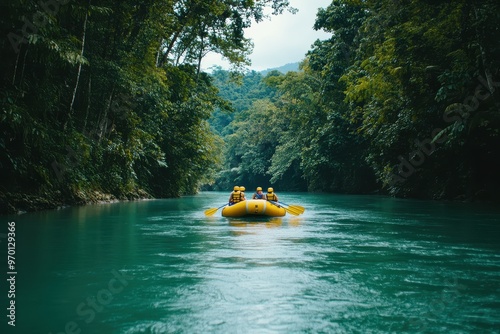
(260, 62, 300, 75)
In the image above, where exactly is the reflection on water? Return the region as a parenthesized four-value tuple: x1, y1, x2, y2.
(227, 217, 304, 230)
(228, 217, 283, 228)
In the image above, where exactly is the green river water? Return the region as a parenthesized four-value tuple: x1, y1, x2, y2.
(1, 192, 500, 333)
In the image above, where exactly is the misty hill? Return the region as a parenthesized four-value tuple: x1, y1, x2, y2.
(260, 62, 300, 75)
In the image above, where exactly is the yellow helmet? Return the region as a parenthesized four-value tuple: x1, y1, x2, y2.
(268, 187, 274, 193)
(256, 187, 262, 191)
(240, 186, 246, 192)
(233, 186, 240, 191)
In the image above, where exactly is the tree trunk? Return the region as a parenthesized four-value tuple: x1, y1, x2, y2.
(11, 46, 21, 85)
(155, 38, 163, 67)
(67, 0, 91, 129)
(99, 89, 114, 143)
(83, 76, 91, 132)
(19, 47, 29, 87)
(472, 4, 494, 93)
(163, 29, 183, 65)
(196, 40, 204, 78)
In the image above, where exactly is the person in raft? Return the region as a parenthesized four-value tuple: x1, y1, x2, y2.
(239, 186, 247, 201)
(228, 186, 242, 205)
(266, 187, 279, 202)
(252, 187, 265, 200)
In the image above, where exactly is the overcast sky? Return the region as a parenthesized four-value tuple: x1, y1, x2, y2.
(202, 0, 332, 72)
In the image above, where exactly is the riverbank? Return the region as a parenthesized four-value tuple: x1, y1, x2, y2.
(0, 188, 152, 215)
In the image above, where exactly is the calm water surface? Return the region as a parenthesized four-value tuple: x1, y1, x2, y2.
(2, 192, 500, 333)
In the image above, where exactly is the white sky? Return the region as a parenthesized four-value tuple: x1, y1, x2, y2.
(202, 0, 332, 72)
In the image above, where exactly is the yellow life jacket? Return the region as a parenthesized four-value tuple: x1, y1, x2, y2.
(267, 192, 277, 201)
(231, 191, 241, 203)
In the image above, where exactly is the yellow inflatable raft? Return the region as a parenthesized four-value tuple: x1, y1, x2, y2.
(222, 200, 286, 217)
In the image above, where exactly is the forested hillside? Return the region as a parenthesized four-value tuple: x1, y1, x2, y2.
(0, 0, 293, 213)
(210, 0, 500, 200)
(2, 0, 499, 213)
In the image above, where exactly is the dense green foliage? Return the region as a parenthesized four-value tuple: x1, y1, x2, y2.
(209, 67, 278, 134)
(2, 0, 499, 212)
(0, 0, 292, 213)
(212, 0, 500, 200)
(312, 0, 500, 199)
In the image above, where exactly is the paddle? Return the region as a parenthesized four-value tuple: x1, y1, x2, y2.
(268, 201, 304, 216)
(283, 206, 302, 216)
(204, 203, 229, 216)
(272, 201, 305, 214)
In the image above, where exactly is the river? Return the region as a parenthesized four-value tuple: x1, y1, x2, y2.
(1, 192, 499, 333)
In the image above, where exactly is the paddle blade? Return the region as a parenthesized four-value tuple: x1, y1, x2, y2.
(270, 201, 305, 216)
(285, 207, 300, 216)
(284, 206, 304, 216)
(288, 205, 305, 214)
(204, 207, 219, 216)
